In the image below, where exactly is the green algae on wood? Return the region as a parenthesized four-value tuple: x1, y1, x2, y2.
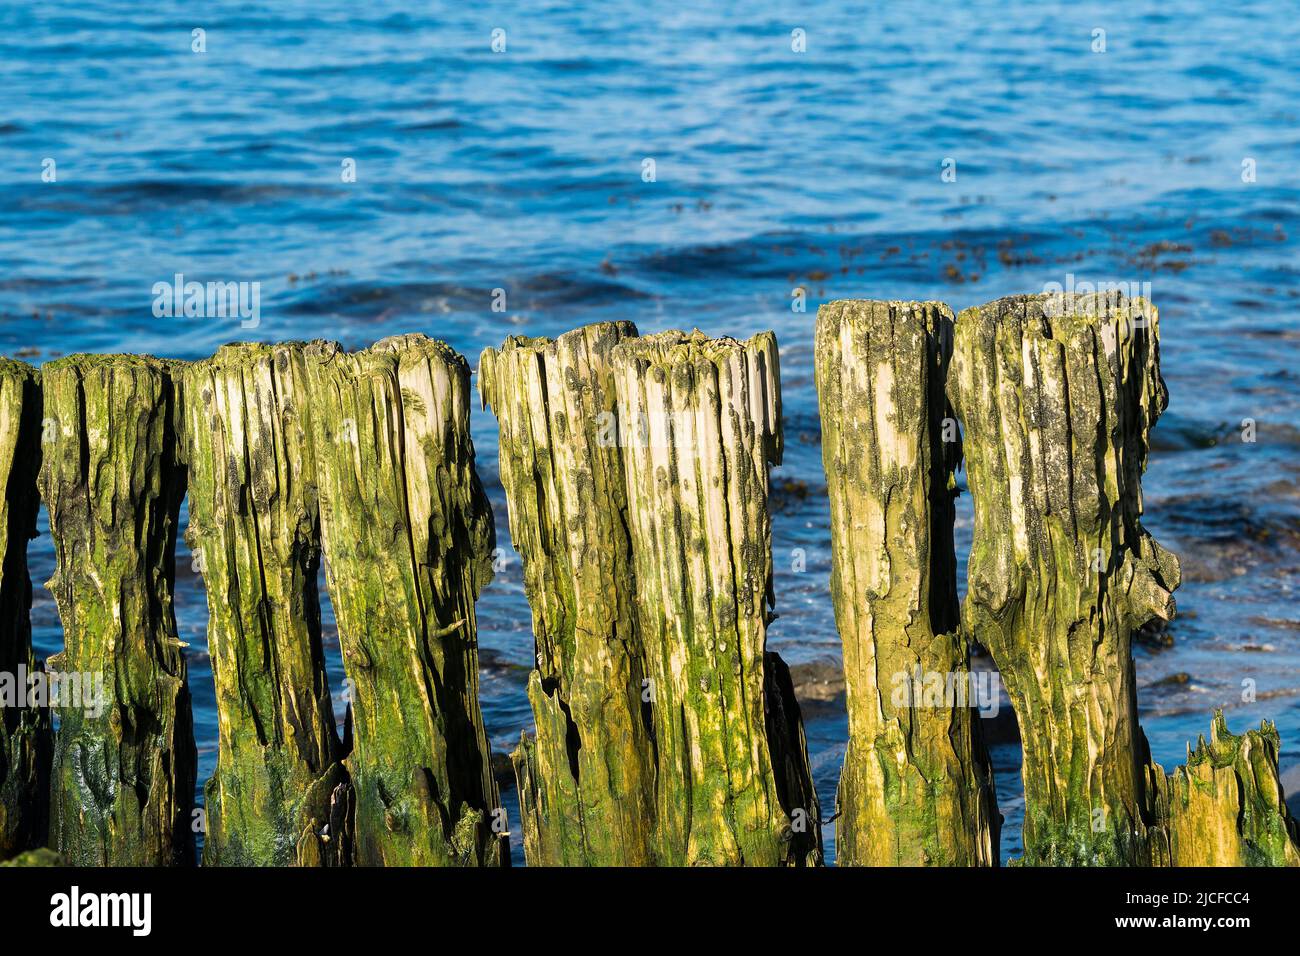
(0, 358, 50, 858)
(39, 354, 196, 866)
(181, 343, 353, 866)
(1147, 712, 1300, 867)
(0, 846, 62, 866)
(814, 300, 998, 866)
(479, 321, 656, 866)
(610, 329, 820, 866)
(304, 334, 502, 866)
(949, 292, 1180, 866)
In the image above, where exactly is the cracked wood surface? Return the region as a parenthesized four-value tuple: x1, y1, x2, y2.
(40, 354, 196, 866)
(304, 334, 501, 866)
(181, 343, 353, 866)
(610, 329, 820, 866)
(816, 300, 998, 866)
(481, 321, 656, 866)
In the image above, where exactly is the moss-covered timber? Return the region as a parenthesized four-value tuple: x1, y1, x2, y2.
(39, 354, 196, 866)
(814, 300, 999, 866)
(1146, 712, 1300, 866)
(304, 334, 502, 866)
(0, 358, 49, 857)
(0, 846, 61, 866)
(949, 292, 1180, 865)
(479, 321, 656, 866)
(181, 343, 353, 866)
(610, 329, 820, 866)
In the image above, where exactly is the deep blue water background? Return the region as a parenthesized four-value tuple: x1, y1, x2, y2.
(3, 1, 1299, 865)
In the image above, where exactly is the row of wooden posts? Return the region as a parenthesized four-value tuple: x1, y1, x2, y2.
(0, 292, 1296, 866)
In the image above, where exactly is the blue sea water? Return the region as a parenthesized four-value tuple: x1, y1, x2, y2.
(3, 1, 1298, 865)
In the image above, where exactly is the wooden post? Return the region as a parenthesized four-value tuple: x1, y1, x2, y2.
(304, 334, 502, 866)
(40, 355, 196, 866)
(1147, 713, 1300, 866)
(611, 330, 820, 866)
(479, 321, 656, 866)
(815, 300, 999, 865)
(0, 358, 49, 858)
(181, 343, 353, 866)
(949, 292, 1179, 865)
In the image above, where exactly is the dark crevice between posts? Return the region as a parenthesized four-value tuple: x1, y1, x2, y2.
(950, 291, 1300, 866)
(0, 359, 50, 859)
(180, 343, 353, 866)
(814, 300, 999, 866)
(39, 354, 196, 866)
(305, 334, 503, 866)
(480, 321, 657, 866)
(762, 651, 821, 854)
(611, 329, 820, 866)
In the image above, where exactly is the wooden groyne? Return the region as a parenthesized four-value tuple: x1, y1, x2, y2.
(950, 292, 1173, 865)
(611, 330, 819, 866)
(0, 301, 1296, 867)
(1149, 712, 1300, 866)
(480, 322, 658, 866)
(41, 355, 196, 866)
(946, 291, 1294, 866)
(482, 326, 820, 866)
(815, 301, 997, 866)
(182, 344, 351, 866)
(304, 335, 501, 866)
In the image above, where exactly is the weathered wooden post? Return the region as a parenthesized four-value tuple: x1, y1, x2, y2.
(949, 292, 1180, 865)
(815, 300, 999, 866)
(40, 355, 196, 866)
(0, 359, 50, 858)
(181, 343, 353, 866)
(1147, 713, 1300, 866)
(479, 322, 657, 866)
(304, 334, 502, 866)
(611, 330, 820, 866)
